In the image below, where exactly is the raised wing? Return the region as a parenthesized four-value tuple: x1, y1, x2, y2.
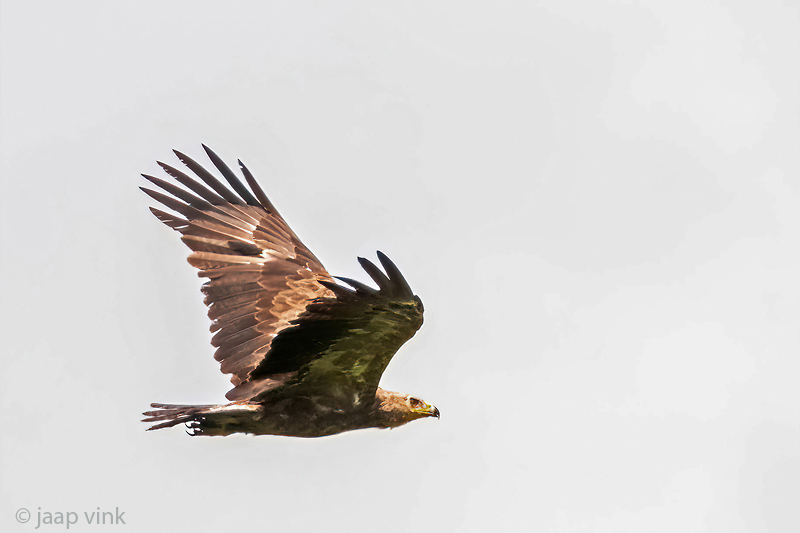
(141, 145, 332, 390)
(142, 146, 424, 405)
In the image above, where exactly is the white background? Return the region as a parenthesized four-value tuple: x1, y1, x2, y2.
(1, 2, 798, 532)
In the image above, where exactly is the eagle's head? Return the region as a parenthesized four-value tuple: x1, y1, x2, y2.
(374, 388, 440, 429)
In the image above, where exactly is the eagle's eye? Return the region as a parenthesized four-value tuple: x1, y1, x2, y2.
(408, 397, 424, 409)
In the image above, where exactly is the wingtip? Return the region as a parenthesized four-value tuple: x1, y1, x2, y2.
(334, 276, 379, 295)
(375, 251, 414, 296)
(318, 279, 358, 300)
(357, 255, 375, 266)
(156, 160, 175, 176)
(173, 147, 193, 161)
(140, 173, 161, 186)
(201, 143, 216, 158)
(172, 148, 187, 163)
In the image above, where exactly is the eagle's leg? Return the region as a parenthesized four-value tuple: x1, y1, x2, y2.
(185, 420, 235, 437)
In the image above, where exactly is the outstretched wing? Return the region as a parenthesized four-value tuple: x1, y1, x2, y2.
(141, 145, 332, 390)
(142, 146, 423, 405)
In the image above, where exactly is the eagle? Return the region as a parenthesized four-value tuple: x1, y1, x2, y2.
(140, 145, 439, 437)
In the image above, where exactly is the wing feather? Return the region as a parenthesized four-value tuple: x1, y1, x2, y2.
(158, 161, 228, 204)
(173, 149, 243, 204)
(210, 305, 259, 330)
(144, 147, 331, 386)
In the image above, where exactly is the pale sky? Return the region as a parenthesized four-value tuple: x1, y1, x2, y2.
(1, 2, 798, 532)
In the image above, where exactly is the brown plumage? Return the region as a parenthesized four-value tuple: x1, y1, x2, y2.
(140, 145, 439, 437)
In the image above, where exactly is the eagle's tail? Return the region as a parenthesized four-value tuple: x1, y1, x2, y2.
(141, 402, 260, 436)
(142, 403, 217, 431)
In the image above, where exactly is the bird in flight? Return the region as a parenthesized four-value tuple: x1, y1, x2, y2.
(140, 145, 439, 437)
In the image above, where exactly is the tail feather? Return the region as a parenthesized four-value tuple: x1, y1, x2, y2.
(141, 403, 218, 431)
(142, 401, 260, 435)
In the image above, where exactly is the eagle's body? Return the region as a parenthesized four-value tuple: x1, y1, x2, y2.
(140, 145, 438, 437)
(148, 389, 431, 437)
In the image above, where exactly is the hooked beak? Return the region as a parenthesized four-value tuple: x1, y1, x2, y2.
(429, 405, 440, 419)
